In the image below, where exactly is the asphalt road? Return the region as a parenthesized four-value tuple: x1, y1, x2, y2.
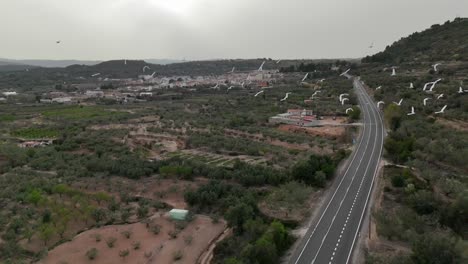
(289, 77, 385, 264)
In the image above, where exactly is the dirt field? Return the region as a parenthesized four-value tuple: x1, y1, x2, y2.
(278, 124, 346, 140)
(39, 214, 226, 264)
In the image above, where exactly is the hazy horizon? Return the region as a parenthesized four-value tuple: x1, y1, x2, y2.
(1, 0, 467, 61)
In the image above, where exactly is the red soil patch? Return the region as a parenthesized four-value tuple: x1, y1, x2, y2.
(278, 124, 346, 140)
(39, 214, 226, 264)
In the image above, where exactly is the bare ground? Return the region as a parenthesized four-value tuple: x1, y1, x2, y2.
(39, 214, 226, 264)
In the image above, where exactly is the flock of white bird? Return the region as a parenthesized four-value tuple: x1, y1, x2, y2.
(373, 63, 464, 115)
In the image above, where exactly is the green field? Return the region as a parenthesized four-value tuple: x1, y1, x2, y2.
(11, 127, 60, 139)
(42, 106, 127, 120)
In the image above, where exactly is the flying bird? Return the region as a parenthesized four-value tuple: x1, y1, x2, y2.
(437, 94, 444, 100)
(341, 98, 349, 105)
(91, 73, 101, 77)
(339, 93, 349, 101)
(311, 91, 321, 98)
(340, 69, 351, 76)
(280, 92, 291, 102)
(407, 107, 415, 116)
(377, 101, 385, 107)
(369, 42, 374, 49)
(346, 108, 354, 114)
(435, 105, 447, 114)
(258, 61, 266, 71)
(433, 63, 441, 72)
(423, 79, 442, 91)
(142, 66, 151, 73)
(254, 90, 264, 97)
(56, 40, 61, 44)
(393, 99, 403, 106)
(423, 98, 431, 106)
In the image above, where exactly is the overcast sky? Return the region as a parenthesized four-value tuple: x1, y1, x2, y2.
(1, 0, 467, 61)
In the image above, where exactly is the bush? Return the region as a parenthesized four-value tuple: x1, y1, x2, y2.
(132, 241, 141, 250)
(119, 249, 130, 258)
(173, 250, 183, 261)
(121, 230, 132, 239)
(391, 174, 406, 187)
(91, 233, 101, 242)
(106, 237, 117, 248)
(86, 248, 98, 260)
(411, 233, 461, 264)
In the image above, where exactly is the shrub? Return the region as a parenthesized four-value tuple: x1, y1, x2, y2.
(132, 241, 141, 250)
(173, 250, 183, 261)
(121, 230, 132, 239)
(119, 249, 130, 258)
(86, 248, 98, 260)
(91, 233, 101, 242)
(106, 237, 117, 248)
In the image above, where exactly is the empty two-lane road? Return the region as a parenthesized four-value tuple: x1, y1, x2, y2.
(290, 77, 385, 264)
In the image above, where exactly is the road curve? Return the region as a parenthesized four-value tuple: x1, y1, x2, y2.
(289, 77, 385, 264)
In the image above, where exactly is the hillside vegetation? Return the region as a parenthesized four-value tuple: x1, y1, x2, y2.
(363, 18, 468, 63)
(361, 18, 468, 264)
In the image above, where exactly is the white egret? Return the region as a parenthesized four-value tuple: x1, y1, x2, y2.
(458, 87, 464, 94)
(311, 91, 321, 98)
(407, 107, 415, 116)
(375, 86, 382, 90)
(227, 86, 234, 90)
(433, 63, 441, 72)
(346, 108, 354, 114)
(258, 61, 266, 71)
(341, 98, 349, 105)
(91, 73, 101, 77)
(276, 59, 282, 64)
(280, 92, 291, 102)
(339, 93, 349, 101)
(254, 90, 264, 97)
(393, 99, 403, 106)
(435, 105, 447, 114)
(410, 83, 414, 89)
(423, 98, 431, 106)
(340, 69, 351, 76)
(318, 79, 326, 83)
(437, 94, 444, 100)
(302, 73, 309, 82)
(391, 68, 396, 76)
(377, 101, 385, 107)
(143, 66, 150, 72)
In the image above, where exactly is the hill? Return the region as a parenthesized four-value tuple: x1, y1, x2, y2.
(362, 18, 468, 63)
